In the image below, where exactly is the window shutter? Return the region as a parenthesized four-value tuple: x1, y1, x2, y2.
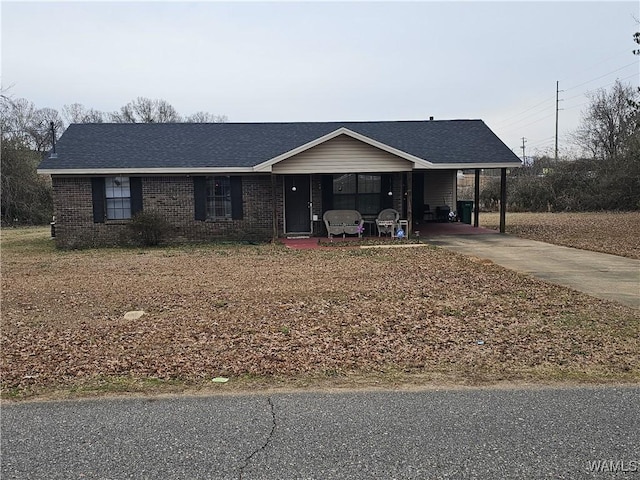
(230, 176, 243, 220)
(91, 177, 106, 223)
(381, 174, 393, 209)
(130, 177, 143, 215)
(193, 176, 207, 221)
(321, 175, 333, 213)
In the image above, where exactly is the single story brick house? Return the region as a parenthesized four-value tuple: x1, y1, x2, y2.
(37, 120, 521, 248)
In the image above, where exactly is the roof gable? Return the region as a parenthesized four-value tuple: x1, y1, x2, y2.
(271, 133, 416, 174)
(254, 127, 431, 172)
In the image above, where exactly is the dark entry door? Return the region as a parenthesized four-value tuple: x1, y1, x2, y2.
(284, 175, 311, 233)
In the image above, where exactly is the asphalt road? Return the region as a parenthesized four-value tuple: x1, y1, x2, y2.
(2, 387, 639, 479)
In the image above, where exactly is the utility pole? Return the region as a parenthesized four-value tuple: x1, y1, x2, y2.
(521, 137, 527, 164)
(555, 80, 563, 161)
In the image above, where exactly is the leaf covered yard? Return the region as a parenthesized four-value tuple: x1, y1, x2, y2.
(1, 228, 638, 398)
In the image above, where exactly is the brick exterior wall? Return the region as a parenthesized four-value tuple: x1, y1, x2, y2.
(51, 173, 409, 248)
(52, 175, 281, 248)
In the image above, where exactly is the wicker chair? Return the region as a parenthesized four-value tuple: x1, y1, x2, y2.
(375, 208, 399, 236)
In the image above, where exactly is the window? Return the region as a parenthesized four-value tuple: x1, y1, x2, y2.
(333, 174, 356, 210)
(356, 174, 382, 215)
(105, 176, 131, 220)
(91, 177, 142, 223)
(193, 176, 242, 222)
(206, 176, 232, 219)
(333, 174, 381, 215)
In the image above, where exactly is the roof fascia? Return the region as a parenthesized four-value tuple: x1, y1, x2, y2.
(415, 162, 522, 170)
(37, 167, 255, 175)
(38, 162, 522, 176)
(253, 127, 432, 172)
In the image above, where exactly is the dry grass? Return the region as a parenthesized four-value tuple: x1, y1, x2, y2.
(481, 211, 640, 259)
(1, 226, 638, 400)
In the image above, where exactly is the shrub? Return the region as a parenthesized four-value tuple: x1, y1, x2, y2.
(128, 211, 170, 246)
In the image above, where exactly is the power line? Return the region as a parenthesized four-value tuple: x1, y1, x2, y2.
(528, 136, 556, 148)
(499, 112, 556, 136)
(563, 61, 638, 92)
(501, 66, 638, 150)
(497, 108, 554, 130)
(525, 134, 555, 150)
(558, 47, 633, 84)
(493, 50, 635, 128)
(555, 80, 563, 161)
(563, 73, 639, 111)
(494, 57, 637, 130)
(492, 95, 555, 127)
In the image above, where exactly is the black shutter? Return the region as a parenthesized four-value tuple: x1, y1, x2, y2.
(381, 174, 393, 209)
(91, 177, 105, 223)
(230, 176, 243, 220)
(193, 176, 207, 221)
(130, 177, 143, 215)
(321, 174, 333, 213)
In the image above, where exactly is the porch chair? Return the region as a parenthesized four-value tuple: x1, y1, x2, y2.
(423, 204, 435, 222)
(375, 208, 399, 236)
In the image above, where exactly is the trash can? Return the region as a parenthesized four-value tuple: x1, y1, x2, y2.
(456, 200, 474, 224)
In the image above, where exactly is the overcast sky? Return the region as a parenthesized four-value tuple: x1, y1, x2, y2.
(2, 1, 638, 159)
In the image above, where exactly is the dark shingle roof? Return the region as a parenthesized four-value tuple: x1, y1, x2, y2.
(38, 120, 521, 171)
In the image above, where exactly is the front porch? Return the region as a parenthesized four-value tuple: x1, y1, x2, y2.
(278, 168, 509, 239)
(281, 221, 499, 249)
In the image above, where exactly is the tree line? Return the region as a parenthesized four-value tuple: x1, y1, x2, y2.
(476, 79, 639, 212)
(0, 96, 226, 225)
(484, 34, 640, 212)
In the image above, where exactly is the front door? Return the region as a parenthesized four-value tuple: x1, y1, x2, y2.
(284, 175, 311, 234)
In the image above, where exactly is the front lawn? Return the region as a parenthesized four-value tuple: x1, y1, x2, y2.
(1, 226, 638, 400)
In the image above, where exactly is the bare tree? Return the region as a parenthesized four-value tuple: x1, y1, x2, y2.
(1, 138, 52, 224)
(573, 80, 639, 160)
(1, 97, 37, 145)
(155, 99, 180, 123)
(30, 108, 65, 153)
(0, 97, 55, 224)
(109, 97, 181, 123)
(62, 103, 104, 124)
(108, 97, 228, 123)
(184, 111, 228, 123)
(0, 97, 63, 152)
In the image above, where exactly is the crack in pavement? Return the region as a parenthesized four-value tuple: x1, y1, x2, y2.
(239, 396, 276, 480)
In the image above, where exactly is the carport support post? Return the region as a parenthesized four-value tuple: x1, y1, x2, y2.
(271, 173, 278, 241)
(499, 168, 507, 233)
(474, 169, 480, 227)
(406, 171, 413, 237)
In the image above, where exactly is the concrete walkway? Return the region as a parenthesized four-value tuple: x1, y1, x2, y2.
(428, 234, 639, 309)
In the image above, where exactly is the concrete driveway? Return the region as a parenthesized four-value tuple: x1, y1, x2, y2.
(427, 234, 639, 309)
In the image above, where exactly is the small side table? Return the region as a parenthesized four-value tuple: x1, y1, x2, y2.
(396, 220, 409, 237)
(363, 219, 376, 236)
